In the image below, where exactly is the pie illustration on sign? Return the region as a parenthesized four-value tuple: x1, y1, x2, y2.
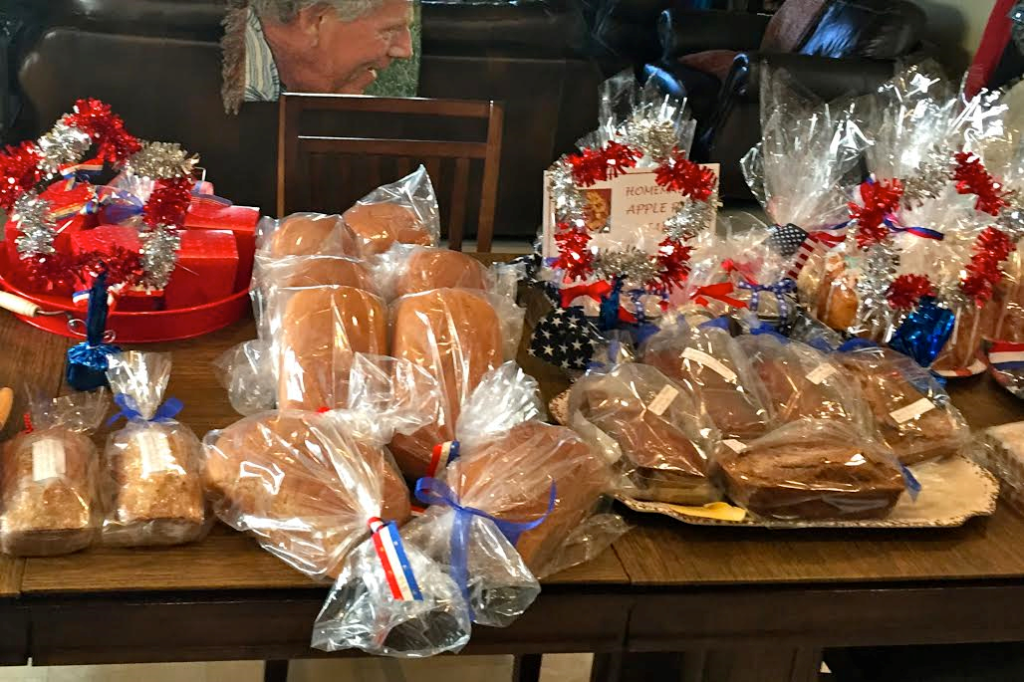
(583, 189, 612, 231)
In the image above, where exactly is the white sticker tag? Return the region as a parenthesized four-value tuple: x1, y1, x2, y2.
(806, 363, 838, 385)
(647, 384, 679, 416)
(682, 347, 737, 383)
(722, 439, 746, 453)
(32, 438, 66, 482)
(135, 430, 174, 477)
(890, 397, 936, 424)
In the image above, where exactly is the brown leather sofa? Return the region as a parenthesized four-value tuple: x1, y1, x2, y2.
(7, 0, 602, 240)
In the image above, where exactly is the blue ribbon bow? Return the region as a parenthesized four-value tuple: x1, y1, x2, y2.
(737, 278, 797, 319)
(107, 394, 184, 426)
(415, 477, 556, 616)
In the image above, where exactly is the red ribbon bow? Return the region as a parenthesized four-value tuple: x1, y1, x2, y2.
(560, 280, 613, 308)
(691, 282, 748, 309)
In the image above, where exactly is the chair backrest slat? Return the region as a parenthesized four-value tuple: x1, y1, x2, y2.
(278, 93, 503, 252)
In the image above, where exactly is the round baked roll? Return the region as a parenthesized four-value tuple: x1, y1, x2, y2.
(395, 248, 489, 298)
(816, 262, 858, 331)
(263, 256, 378, 293)
(344, 203, 433, 256)
(267, 214, 361, 258)
(204, 411, 411, 580)
(277, 286, 389, 411)
(446, 422, 611, 575)
(389, 289, 503, 478)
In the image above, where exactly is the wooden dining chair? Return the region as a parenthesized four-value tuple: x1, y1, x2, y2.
(277, 93, 504, 252)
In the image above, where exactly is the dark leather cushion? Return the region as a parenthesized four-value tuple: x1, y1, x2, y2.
(43, 0, 589, 57)
(799, 0, 926, 60)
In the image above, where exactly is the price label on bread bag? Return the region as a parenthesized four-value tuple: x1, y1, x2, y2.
(647, 384, 679, 416)
(890, 397, 936, 424)
(134, 430, 175, 477)
(722, 439, 746, 453)
(682, 347, 737, 383)
(806, 363, 838, 385)
(32, 438, 66, 482)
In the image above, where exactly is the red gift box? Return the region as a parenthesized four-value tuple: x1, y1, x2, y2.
(6, 181, 98, 265)
(184, 198, 258, 291)
(165, 229, 239, 309)
(69, 225, 162, 311)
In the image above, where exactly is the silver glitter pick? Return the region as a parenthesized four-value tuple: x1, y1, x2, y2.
(592, 247, 659, 285)
(126, 141, 198, 180)
(139, 224, 182, 289)
(664, 193, 718, 242)
(901, 157, 953, 209)
(12, 193, 57, 256)
(622, 113, 678, 162)
(852, 242, 898, 339)
(36, 122, 93, 177)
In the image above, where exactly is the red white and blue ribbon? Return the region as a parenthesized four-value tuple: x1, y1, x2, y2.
(59, 158, 103, 180)
(990, 342, 1024, 372)
(367, 517, 423, 602)
(427, 440, 461, 478)
(883, 215, 945, 241)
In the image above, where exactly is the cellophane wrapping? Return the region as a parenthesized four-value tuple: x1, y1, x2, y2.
(742, 67, 868, 239)
(101, 352, 207, 547)
(569, 359, 721, 505)
(256, 212, 362, 259)
(834, 345, 970, 465)
(641, 319, 772, 440)
(711, 418, 907, 521)
(388, 288, 525, 479)
(372, 243, 519, 301)
(978, 422, 1024, 510)
(269, 283, 390, 411)
(405, 363, 626, 628)
(1, 389, 107, 556)
(735, 330, 871, 432)
(214, 339, 278, 416)
(340, 166, 441, 256)
(204, 354, 472, 656)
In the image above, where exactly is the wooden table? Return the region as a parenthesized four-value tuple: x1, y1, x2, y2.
(3, 278, 1024, 681)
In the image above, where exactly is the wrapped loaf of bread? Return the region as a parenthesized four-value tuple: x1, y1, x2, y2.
(569, 362, 720, 505)
(101, 352, 206, 547)
(342, 166, 440, 256)
(986, 249, 1024, 342)
(374, 245, 491, 300)
(737, 331, 869, 429)
(274, 285, 389, 411)
(642, 322, 771, 439)
(815, 256, 858, 332)
(932, 303, 985, 374)
(261, 213, 361, 258)
(256, 255, 379, 294)
(204, 410, 411, 580)
(389, 288, 507, 478)
(712, 419, 906, 520)
(404, 363, 624, 628)
(836, 346, 969, 464)
(1, 390, 107, 556)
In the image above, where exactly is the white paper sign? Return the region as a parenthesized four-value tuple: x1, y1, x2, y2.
(647, 384, 679, 416)
(682, 347, 737, 383)
(32, 438, 66, 482)
(542, 165, 720, 259)
(135, 430, 174, 477)
(806, 364, 838, 385)
(890, 397, 936, 424)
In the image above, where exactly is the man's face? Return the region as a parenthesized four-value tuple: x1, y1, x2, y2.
(317, 0, 414, 93)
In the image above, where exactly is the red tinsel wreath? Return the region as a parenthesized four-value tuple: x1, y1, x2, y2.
(961, 226, 1016, 306)
(954, 151, 1011, 216)
(551, 226, 594, 283)
(652, 238, 692, 292)
(568, 141, 641, 188)
(655, 152, 717, 201)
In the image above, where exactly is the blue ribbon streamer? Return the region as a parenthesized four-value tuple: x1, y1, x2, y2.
(737, 278, 796, 319)
(65, 272, 121, 391)
(107, 394, 184, 426)
(882, 216, 945, 241)
(415, 477, 556, 615)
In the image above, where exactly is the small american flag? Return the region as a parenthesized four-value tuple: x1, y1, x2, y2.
(767, 223, 847, 280)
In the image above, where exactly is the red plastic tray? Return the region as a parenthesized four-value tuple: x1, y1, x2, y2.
(0, 272, 251, 344)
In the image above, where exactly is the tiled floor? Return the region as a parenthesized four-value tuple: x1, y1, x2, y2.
(0, 655, 592, 682)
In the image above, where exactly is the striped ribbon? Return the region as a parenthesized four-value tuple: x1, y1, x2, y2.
(427, 440, 461, 478)
(989, 342, 1024, 372)
(367, 517, 423, 602)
